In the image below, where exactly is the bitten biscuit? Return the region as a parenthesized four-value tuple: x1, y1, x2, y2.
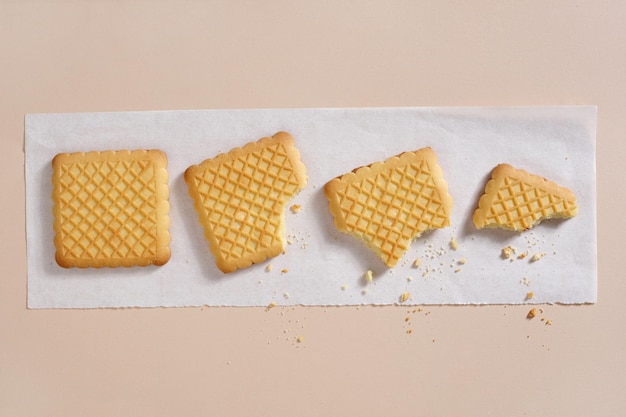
(52, 149, 171, 268)
(324, 147, 453, 268)
(184, 132, 307, 273)
(472, 164, 577, 231)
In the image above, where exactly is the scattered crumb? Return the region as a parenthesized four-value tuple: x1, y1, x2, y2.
(531, 252, 547, 262)
(526, 291, 534, 300)
(450, 237, 459, 250)
(281, 268, 288, 273)
(458, 258, 466, 265)
(520, 277, 531, 286)
(517, 251, 528, 260)
(341, 285, 348, 291)
(365, 269, 373, 283)
(501, 246, 516, 259)
(296, 336, 304, 343)
(361, 289, 368, 295)
(399, 292, 411, 303)
(265, 264, 272, 272)
(407, 276, 413, 282)
(266, 301, 277, 311)
(405, 317, 410, 322)
(413, 258, 422, 268)
(454, 268, 461, 273)
(290, 204, 302, 213)
(283, 292, 290, 299)
(526, 307, 537, 319)
(545, 319, 552, 326)
(406, 329, 413, 334)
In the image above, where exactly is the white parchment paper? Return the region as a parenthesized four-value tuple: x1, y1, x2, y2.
(25, 107, 597, 308)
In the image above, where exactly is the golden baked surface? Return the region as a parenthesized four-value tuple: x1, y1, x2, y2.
(472, 163, 578, 231)
(184, 132, 307, 273)
(324, 147, 453, 268)
(52, 150, 171, 268)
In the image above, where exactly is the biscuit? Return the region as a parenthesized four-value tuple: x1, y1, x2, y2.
(324, 147, 453, 268)
(184, 131, 307, 273)
(472, 164, 577, 231)
(52, 149, 171, 268)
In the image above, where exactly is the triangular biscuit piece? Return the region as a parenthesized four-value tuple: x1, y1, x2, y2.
(324, 148, 453, 268)
(473, 164, 577, 231)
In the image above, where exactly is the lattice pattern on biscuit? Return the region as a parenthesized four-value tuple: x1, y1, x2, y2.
(52, 150, 170, 268)
(473, 164, 577, 231)
(325, 148, 453, 267)
(185, 132, 307, 273)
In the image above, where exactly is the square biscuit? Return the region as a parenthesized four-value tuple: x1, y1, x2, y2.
(184, 132, 307, 273)
(52, 149, 171, 268)
(324, 147, 453, 268)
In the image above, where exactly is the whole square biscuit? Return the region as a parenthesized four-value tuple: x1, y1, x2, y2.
(52, 149, 171, 268)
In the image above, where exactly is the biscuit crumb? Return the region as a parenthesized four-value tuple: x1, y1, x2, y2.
(266, 301, 277, 311)
(361, 289, 368, 295)
(450, 237, 459, 250)
(265, 264, 272, 272)
(517, 251, 528, 260)
(413, 258, 422, 268)
(406, 329, 413, 334)
(283, 292, 290, 299)
(399, 292, 411, 303)
(531, 252, 546, 262)
(454, 268, 461, 273)
(502, 246, 516, 259)
(341, 285, 348, 291)
(290, 204, 302, 213)
(526, 291, 534, 300)
(296, 336, 304, 343)
(365, 269, 373, 283)
(281, 268, 288, 273)
(407, 276, 413, 282)
(526, 307, 537, 319)
(458, 258, 466, 265)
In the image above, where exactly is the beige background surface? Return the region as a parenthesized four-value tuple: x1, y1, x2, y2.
(1, 1, 625, 416)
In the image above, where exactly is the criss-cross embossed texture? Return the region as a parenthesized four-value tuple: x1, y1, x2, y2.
(188, 142, 302, 266)
(57, 159, 159, 261)
(333, 159, 450, 267)
(481, 176, 577, 230)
